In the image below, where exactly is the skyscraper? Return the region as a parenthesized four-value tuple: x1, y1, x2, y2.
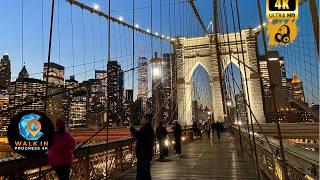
(235, 93, 248, 122)
(107, 61, 124, 126)
(123, 89, 134, 126)
(0, 53, 11, 89)
(43, 62, 65, 123)
(137, 56, 148, 111)
(291, 74, 305, 102)
(65, 76, 87, 129)
(259, 51, 289, 115)
(43, 62, 65, 86)
(83, 78, 105, 127)
(162, 53, 176, 122)
(0, 87, 10, 132)
(163, 53, 176, 89)
(10, 66, 45, 115)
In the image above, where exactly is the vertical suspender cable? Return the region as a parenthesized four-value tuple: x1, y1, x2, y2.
(169, 0, 174, 121)
(81, 9, 86, 80)
(70, 4, 75, 76)
(58, 0, 61, 64)
(106, 0, 111, 178)
(41, 0, 44, 66)
(20, 0, 25, 112)
(256, 0, 288, 178)
(132, 0, 135, 107)
(44, 0, 55, 111)
(222, 0, 260, 178)
(151, 0, 153, 59)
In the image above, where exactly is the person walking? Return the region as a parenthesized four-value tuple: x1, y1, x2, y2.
(130, 114, 155, 180)
(192, 121, 198, 138)
(172, 120, 182, 157)
(48, 118, 76, 180)
(206, 122, 211, 139)
(215, 121, 222, 140)
(210, 122, 215, 135)
(156, 121, 168, 159)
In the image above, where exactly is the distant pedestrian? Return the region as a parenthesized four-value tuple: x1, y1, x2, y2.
(172, 120, 182, 157)
(215, 121, 222, 140)
(192, 121, 197, 138)
(48, 118, 76, 180)
(156, 121, 168, 159)
(130, 114, 155, 180)
(210, 122, 215, 134)
(205, 122, 211, 139)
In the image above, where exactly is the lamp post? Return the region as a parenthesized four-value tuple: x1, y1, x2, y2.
(151, 52, 163, 126)
(207, 111, 212, 122)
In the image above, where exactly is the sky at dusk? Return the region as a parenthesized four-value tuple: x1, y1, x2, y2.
(0, 0, 318, 107)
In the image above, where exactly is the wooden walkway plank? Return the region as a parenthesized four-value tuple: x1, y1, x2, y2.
(120, 132, 257, 180)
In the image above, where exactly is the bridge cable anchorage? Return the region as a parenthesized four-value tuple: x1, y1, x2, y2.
(64, 0, 167, 41)
(187, 0, 208, 34)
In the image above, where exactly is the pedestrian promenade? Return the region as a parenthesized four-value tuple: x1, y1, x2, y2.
(121, 132, 257, 180)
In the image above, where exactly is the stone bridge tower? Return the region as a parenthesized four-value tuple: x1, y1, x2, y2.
(172, 29, 266, 125)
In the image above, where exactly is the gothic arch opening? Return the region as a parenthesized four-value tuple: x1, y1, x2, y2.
(190, 64, 213, 124)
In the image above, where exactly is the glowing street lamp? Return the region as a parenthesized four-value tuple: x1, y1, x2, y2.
(151, 52, 162, 80)
(151, 52, 163, 126)
(135, 24, 140, 28)
(93, 3, 100, 10)
(226, 99, 232, 107)
(118, 16, 124, 21)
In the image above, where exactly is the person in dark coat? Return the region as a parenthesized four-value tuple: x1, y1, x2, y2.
(48, 118, 76, 180)
(192, 121, 198, 138)
(205, 122, 211, 139)
(156, 121, 168, 159)
(215, 121, 222, 140)
(130, 114, 155, 180)
(210, 122, 215, 134)
(172, 120, 182, 156)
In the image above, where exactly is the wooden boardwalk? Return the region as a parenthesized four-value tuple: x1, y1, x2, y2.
(120, 132, 257, 180)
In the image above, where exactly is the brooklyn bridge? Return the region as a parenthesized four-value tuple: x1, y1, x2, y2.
(0, 0, 318, 179)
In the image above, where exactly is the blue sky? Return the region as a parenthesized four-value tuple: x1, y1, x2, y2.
(0, 0, 318, 106)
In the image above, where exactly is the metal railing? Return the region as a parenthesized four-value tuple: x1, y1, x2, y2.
(0, 128, 193, 179)
(232, 126, 319, 180)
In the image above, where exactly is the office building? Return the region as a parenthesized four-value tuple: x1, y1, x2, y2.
(83, 78, 106, 127)
(291, 74, 305, 103)
(9, 66, 45, 115)
(107, 61, 124, 126)
(162, 53, 177, 123)
(259, 51, 289, 122)
(0, 53, 11, 89)
(137, 56, 148, 111)
(235, 93, 248, 122)
(123, 89, 134, 126)
(0, 87, 10, 132)
(43, 62, 65, 86)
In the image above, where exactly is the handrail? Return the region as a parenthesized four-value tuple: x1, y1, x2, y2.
(233, 126, 319, 179)
(0, 137, 134, 176)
